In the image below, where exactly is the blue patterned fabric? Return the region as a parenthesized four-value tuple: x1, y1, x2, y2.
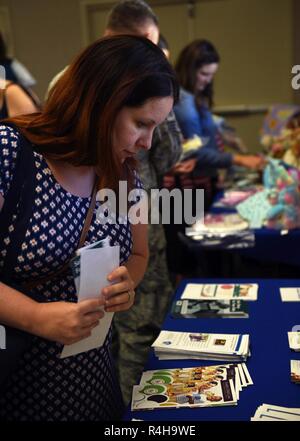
(0, 125, 142, 421)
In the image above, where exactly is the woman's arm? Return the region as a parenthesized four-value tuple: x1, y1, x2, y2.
(124, 222, 149, 287)
(6, 84, 38, 116)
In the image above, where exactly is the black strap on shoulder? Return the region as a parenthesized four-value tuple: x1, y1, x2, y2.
(0, 124, 37, 281)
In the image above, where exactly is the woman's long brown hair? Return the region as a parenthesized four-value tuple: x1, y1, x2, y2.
(7, 35, 178, 191)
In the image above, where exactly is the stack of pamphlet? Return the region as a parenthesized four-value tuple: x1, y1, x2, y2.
(151, 330, 250, 362)
(288, 332, 300, 351)
(291, 360, 300, 384)
(131, 363, 253, 411)
(181, 283, 258, 302)
(171, 299, 249, 319)
(251, 404, 300, 421)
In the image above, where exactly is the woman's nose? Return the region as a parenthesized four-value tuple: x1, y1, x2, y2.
(138, 133, 153, 151)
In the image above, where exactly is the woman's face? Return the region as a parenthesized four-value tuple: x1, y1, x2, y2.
(112, 96, 173, 163)
(195, 63, 219, 92)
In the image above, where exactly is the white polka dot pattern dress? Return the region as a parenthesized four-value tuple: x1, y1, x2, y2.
(0, 125, 142, 421)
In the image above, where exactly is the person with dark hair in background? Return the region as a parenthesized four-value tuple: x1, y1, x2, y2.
(0, 35, 178, 421)
(174, 39, 264, 179)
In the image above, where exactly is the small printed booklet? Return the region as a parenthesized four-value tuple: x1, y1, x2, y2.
(251, 404, 300, 421)
(288, 332, 300, 351)
(280, 288, 300, 302)
(171, 299, 249, 319)
(151, 330, 250, 362)
(291, 360, 300, 384)
(181, 283, 258, 301)
(131, 363, 253, 411)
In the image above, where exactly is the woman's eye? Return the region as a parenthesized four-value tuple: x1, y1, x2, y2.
(136, 121, 146, 128)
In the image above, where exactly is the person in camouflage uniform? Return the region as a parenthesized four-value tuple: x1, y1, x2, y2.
(112, 109, 182, 405)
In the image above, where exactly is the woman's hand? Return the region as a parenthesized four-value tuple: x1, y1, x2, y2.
(101, 265, 135, 313)
(172, 158, 197, 174)
(32, 298, 105, 345)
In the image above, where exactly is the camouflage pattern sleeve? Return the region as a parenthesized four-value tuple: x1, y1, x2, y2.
(150, 110, 183, 183)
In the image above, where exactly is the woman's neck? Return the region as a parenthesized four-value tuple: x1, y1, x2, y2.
(44, 157, 96, 198)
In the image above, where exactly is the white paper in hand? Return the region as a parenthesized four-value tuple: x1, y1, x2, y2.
(60, 245, 120, 358)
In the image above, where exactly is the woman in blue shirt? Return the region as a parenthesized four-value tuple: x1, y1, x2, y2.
(174, 39, 263, 178)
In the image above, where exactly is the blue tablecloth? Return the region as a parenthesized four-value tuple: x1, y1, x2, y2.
(125, 278, 300, 421)
(198, 194, 300, 267)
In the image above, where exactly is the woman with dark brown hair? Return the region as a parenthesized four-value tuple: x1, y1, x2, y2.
(174, 39, 264, 177)
(0, 35, 178, 421)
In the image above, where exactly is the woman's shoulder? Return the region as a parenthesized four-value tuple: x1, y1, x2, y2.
(175, 88, 196, 109)
(0, 123, 22, 142)
(180, 88, 194, 100)
(178, 88, 195, 104)
(174, 88, 198, 120)
(0, 123, 22, 147)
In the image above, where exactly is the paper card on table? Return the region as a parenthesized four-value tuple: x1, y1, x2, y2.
(251, 415, 283, 421)
(60, 245, 120, 358)
(257, 404, 300, 421)
(181, 283, 258, 301)
(291, 360, 300, 383)
(288, 332, 300, 351)
(280, 288, 300, 302)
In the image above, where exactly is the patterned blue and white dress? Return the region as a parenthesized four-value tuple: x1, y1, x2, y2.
(0, 125, 140, 421)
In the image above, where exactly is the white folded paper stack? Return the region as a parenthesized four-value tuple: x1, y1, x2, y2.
(251, 404, 300, 421)
(151, 330, 250, 362)
(60, 237, 120, 358)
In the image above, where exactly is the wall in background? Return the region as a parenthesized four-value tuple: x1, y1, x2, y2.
(0, 0, 297, 152)
(0, 0, 83, 99)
